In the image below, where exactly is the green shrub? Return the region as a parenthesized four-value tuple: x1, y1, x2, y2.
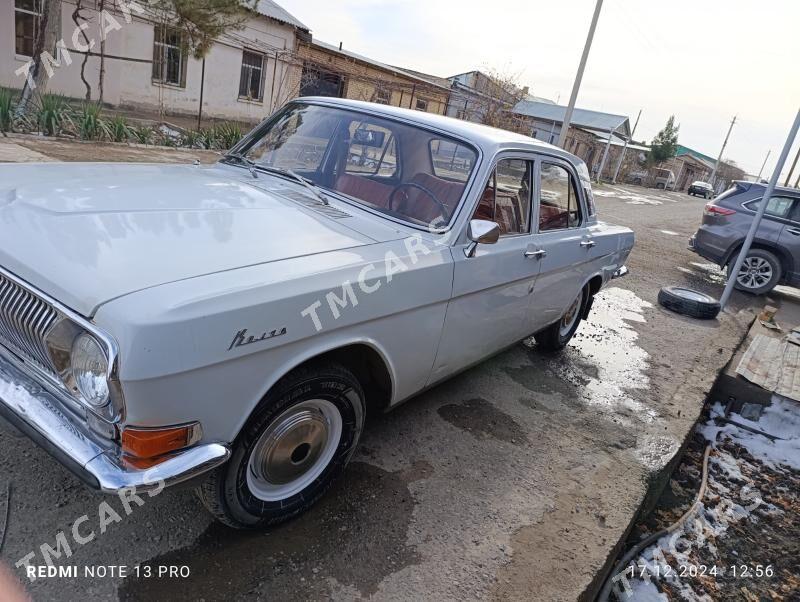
(181, 129, 203, 148)
(36, 93, 71, 136)
(78, 103, 104, 140)
(215, 122, 243, 150)
(132, 125, 152, 144)
(107, 116, 130, 142)
(198, 127, 217, 150)
(0, 88, 13, 132)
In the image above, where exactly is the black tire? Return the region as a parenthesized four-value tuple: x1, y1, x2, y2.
(534, 287, 587, 352)
(658, 286, 720, 319)
(197, 361, 365, 529)
(727, 248, 782, 295)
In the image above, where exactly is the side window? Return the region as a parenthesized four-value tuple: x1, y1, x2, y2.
(765, 196, 794, 219)
(345, 122, 397, 178)
(539, 163, 582, 231)
(472, 159, 531, 236)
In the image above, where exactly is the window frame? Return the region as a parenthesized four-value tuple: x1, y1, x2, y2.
(152, 24, 188, 88)
(415, 98, 429, 112)
(374, 87, 391, 105)
(536, 159, 586, 233)
(742, 195, 799, 224)
(470, 156, 534, 239)
(14, 0, 42, 58)
(238, 49, 266, 102)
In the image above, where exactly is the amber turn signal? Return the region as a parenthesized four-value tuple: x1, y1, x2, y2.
(121, 423, 202, 462)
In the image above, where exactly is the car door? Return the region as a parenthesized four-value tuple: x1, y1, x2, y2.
(527, 158, 598, 333)
(429, 157, 542, 383)
(777, 196, 800, 284)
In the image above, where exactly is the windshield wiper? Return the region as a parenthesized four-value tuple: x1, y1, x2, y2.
(223, 152, 259, 179)
(259, 165, 330, 206)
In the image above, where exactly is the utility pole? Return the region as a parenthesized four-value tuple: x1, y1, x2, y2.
(612, 108, 641, 184)
(557, 0, 603, 149)
(709, 115, 736, 190)
(720, 109, 800, 309)
(784, 144, 800, 186)
(755, 149, 770, 182)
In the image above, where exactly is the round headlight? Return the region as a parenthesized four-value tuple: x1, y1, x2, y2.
(71, 333, 110, 407)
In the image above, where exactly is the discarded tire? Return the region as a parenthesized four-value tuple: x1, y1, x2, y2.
(657, 286, 720, 320)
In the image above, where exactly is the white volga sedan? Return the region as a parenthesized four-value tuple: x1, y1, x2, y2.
(0, 98, 633, 527)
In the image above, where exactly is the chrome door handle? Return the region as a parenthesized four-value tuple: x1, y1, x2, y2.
(580, 240, 596, 248)
(524, 249, 547, 259)
(787, 228, 800, 236)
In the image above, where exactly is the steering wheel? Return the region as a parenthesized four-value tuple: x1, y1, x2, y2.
(387, 182, 448, 225)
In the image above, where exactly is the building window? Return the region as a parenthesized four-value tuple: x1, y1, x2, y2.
(239, 50, 265, 101)
(374, 88, 391, 104)
(15, 0, 42, 57)
(152, 25, 187, 87)
(415, 98, 428, 112)
(299, 62, 346, 98)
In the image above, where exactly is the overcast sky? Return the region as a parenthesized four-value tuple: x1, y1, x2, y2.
(280, 0, 800, 179)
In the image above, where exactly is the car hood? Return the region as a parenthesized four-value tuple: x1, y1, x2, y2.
(0, 162, 381, 316)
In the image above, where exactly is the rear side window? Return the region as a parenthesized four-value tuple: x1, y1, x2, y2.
(539, 163, 582, 231)
(744, 196, 796, 219)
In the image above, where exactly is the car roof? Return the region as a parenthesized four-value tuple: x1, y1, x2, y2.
(741, 180, 799, 196)
(295, 96, 583, 166)
(692, 181, 712, 187)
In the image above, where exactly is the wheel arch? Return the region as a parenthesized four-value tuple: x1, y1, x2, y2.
(722, 239, 793, 277)
(233, 338, 396, 441)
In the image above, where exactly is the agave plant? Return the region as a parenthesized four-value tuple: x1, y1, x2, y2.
(36, 93, 71, 136)
(132, 125, 152, 144)
(181, 129, 203, 148)
(78, 103, 105, 140)
(0, 88, 13, 132)
(215, 122, 243, 150)
(106, 116, 131, 143)
(198, 127, 217, 150)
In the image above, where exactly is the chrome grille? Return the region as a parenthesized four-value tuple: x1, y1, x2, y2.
(0, 273, 59, 375)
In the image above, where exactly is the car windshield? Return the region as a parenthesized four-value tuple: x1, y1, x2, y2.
(231, 103, 479, 228)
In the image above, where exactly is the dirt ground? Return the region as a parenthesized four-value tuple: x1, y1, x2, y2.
(0, 140, 758, 601)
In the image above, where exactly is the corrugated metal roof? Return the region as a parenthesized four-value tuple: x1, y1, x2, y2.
(513, 100, 630, 136)
(310, 41, 451, 91)
(254, 0, 308, 31)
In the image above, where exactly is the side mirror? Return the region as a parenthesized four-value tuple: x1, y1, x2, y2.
(465, 219, 500, 257)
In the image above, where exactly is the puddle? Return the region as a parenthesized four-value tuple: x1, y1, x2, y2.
(118, 461, 429, 601)
(512, 288, 657, 427)
(660, 230, 680, 236)
(689, 262, 727, 284)
(437, 397, 527, 445)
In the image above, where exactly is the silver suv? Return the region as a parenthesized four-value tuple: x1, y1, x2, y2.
(689, 181, 799, 295)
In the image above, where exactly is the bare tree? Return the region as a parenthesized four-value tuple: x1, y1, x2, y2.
(467, 68, 528, 132)
(71, 0, 92, 100)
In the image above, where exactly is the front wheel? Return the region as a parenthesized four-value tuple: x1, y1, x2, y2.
(534, 287, 587, 352)
(728, 248, 782, 295)
(198, 362, 365, 528)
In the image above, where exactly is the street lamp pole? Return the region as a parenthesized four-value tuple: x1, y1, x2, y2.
(708, 115, 736, 191)
(755, 149, 770, 182)
(719, 109, 800, 309)
(557, 0, 603, 149)
(612, 108, 641, 184)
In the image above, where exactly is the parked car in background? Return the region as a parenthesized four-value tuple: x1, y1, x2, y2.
(689, 181, 799, 294)
(688, 181, 714, 199)
(0, 98, 633, 528)
(653, 168, 676, 190)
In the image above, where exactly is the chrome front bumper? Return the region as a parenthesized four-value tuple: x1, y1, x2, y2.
(0, 349, 230, 493)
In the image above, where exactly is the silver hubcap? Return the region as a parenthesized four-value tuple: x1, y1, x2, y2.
(736, 256, 773, 289)
(559, 292, 583, 337)
(247, 399, 342, 502)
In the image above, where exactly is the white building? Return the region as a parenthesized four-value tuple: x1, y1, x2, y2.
(1, 0, 309, 122)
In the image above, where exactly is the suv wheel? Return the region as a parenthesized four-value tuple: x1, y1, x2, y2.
(198, 361, 365, 528)
(728, 248, 782, 295)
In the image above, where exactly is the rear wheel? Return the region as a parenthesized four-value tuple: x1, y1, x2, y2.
(728, 248, 782, 295)
(534, 287, 587, 352)
(198, 362, 365, 528)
